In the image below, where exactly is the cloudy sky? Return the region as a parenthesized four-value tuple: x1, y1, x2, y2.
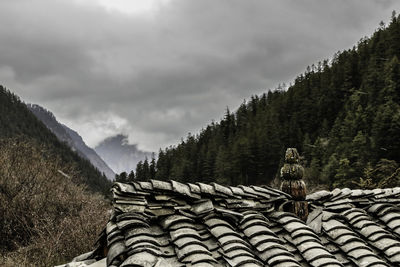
(1, 0, 399, 152)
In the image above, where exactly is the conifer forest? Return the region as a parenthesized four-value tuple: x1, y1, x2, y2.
(124, 14, 400, 191)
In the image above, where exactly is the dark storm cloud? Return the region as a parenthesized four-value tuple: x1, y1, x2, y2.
(0, 0, 399, 151)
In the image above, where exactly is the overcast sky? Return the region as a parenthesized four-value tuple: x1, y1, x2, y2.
(1, 0, 399, 152)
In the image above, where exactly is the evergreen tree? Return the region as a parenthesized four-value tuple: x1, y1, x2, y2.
(116, 171, 128, 183)
(142, 158, 150, 180)
(150, 154, 156, 180)
(128, 170, 135, 181)
(135, 161, 144, 180)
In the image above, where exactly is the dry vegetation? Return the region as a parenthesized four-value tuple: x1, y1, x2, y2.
(0, 138, 110, 266)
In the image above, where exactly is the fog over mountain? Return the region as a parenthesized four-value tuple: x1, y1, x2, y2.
(27, 104, 115, 180)
(95, 134, 152, 174)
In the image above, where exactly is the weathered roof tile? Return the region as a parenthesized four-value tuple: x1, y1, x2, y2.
(69, 180, 400, 266)
(171, 180, 200, 199)
(212, 182, 234, 197)
(150, 179, 173, 191)
(191, 199, 214, 215)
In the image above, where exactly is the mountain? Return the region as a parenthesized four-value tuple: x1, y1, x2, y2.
(0, 86, 111, 194)
(27, 104, 115, 180)
(95, 134, 151, 174)
(132, 13, 400, 190)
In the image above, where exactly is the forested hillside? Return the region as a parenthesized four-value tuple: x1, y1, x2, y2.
(0, 86, 112, 194)
(131, 13, 400, 190)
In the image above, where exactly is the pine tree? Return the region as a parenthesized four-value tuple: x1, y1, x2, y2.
(142, 158, 150, 180)
(135, 161, 144, 180)
(150, 154, 156, 180)
(128, 170, 135, 181)
(116, 171, 128, 183)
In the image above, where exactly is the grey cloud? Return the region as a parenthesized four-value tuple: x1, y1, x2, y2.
(0, 0, 399, 150)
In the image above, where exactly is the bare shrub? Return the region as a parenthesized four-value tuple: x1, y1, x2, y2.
(0, 138, 109, 266)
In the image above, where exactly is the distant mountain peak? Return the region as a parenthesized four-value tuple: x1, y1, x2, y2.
(103, 134, 132, 146)
(95, 134, 152, 174)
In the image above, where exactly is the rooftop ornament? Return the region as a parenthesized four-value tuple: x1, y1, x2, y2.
(280, 148, 308, 221)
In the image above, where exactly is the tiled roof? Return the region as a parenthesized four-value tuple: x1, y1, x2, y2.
(72, 181, 400, 267)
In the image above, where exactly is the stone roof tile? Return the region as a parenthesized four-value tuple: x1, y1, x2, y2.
(67, 181, 400, 267)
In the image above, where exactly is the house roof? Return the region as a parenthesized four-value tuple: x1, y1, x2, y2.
(69, 180, 400, 267)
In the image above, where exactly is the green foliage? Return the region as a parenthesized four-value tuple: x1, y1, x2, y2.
(135, 156, 157, 181)
(354, 159, 400, 189)
(138, 13, 400, 189)
(0, 86, 112, 195)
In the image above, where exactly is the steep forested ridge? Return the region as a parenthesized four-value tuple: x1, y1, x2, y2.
(0, 86, 111, 194)
(27, 103, 116, 180)
(131, 14, 400, 190)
